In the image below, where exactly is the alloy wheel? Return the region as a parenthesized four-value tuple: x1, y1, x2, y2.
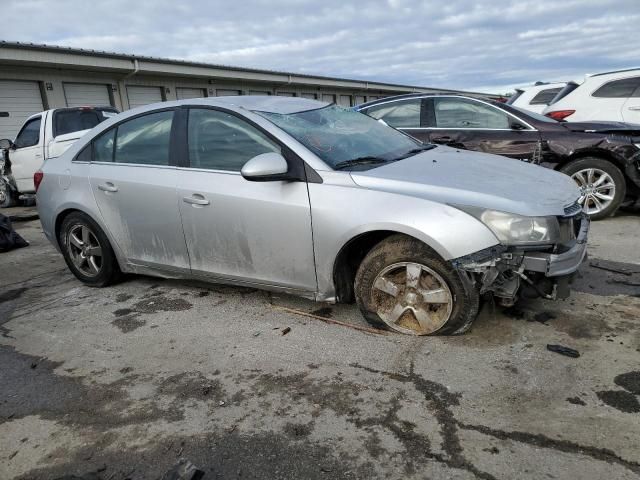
(67, 224, 103, 277)
(371, 262, 453, 335)
(571, 168, 615, 216)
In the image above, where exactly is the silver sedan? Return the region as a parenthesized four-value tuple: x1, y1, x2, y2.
(36, 97, 588, 335)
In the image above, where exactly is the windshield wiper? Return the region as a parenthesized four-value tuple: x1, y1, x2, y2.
(396, 144, 437, 159)
(333, 156, 388, 170)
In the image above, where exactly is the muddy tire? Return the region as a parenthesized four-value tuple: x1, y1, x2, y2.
(59, 212, 121, 287)
(560, 157, 626, 220)
(354, 234, 480, 335)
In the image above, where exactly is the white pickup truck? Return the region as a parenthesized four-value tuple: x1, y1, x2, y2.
(0, 106, 119, 207)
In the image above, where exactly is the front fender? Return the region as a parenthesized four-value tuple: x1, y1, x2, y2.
(308, 178, 499, 299)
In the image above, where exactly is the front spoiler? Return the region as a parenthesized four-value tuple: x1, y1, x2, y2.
(521, 214, 590, 277)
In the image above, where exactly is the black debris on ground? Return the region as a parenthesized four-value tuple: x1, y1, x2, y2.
(546, 344, 580, 358)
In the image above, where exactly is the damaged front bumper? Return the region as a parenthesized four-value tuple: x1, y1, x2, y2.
(453, 213, 590, 305)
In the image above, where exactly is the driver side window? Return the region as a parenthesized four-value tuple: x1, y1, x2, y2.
(363, 99, 422, 128)
(434, 98, 510, 129)
(14, 116, 42, 148)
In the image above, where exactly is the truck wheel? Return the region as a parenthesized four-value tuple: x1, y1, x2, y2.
(354, 234, 480, 335)
(560, 157, 626, 220)
(59, 212, 121, 287)
(0, 179, 17, 208)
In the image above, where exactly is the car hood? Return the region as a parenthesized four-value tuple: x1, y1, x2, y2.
(562, 121, 640, 135)
(350, 146, 580, 217)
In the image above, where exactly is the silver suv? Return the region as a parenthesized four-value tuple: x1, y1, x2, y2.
(36, 97, 589, 335)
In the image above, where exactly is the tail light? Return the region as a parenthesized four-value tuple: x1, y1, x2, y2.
(34, 170, 44, 192)
(545, 110, 576, 121)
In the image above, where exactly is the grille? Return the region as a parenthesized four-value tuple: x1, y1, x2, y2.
(563, 202, 582, 217)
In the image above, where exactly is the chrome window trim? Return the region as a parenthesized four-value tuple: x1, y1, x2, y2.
(360, 95, 538, 131)
(90, 161, 177, 170)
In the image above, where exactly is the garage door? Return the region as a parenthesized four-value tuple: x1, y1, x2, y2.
(64, 83, 111, 107)
(176, 87, 206, 100)
(216, 89, 241, 97)
(126, 86, 164, 109)
(0, 80, 44, 140)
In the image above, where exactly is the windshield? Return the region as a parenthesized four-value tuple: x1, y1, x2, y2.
(256, 105, 423, 169)
(510, 105, 558, 123)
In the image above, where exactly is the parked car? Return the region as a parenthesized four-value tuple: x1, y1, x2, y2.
(0, 106, 119, 207)
(507, 82, 567, 114)
(356, 94, 640, 219)
(543, 68, 640, 123)
(37, 97, 588, 336)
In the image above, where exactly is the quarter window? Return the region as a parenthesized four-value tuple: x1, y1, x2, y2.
(364, 100, 422, 128)
(434, 98, 510, 129)
(187, 109, 280, 172)
(114, 111, 174, 165)
(93, 129, 115, 163)
(592, 77, 640, 98)
(14, 116, 41, 148)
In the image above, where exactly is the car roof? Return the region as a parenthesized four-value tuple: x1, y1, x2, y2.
(177, 95, 330, 114)
(356, 92, 495, 109)
(588, 67, 640, 78)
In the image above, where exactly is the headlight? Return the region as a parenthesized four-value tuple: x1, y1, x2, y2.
(456, 207, 560, 245)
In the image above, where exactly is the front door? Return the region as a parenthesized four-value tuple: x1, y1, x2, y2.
(177, 108, 317, 292)
(9, 114, 44, 192)
(88, 109, 190, 272)
(423, 97, 542, 163)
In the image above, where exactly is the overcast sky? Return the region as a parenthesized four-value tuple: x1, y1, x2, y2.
(3, 0, 639, 93)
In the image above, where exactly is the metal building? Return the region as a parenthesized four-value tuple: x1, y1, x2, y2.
(0, 41, 489, 139)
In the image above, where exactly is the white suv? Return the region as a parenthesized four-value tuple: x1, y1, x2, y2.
(543, 68, 640, 123)
(507, 82, 566, 114)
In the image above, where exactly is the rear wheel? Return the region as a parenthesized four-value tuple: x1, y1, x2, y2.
(59, 212, 121, 287)
(560, 157, 626, 220)
(354, 235, 480, 335)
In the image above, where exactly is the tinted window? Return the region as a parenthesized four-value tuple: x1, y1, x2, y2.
(114, 111, 173, 165)
(93, 129, 115, 163)
(54, 109, 118, 137)
(529, 88, 563, 105)
(258, 105, 419, 169)
(592, 77, 640, 98)
(364, 100, 422, 128)
(188, 109, 280, 172)
(434, 98, 510, 129)
(14, 117, 41, 148)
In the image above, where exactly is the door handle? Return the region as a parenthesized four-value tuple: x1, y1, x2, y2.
(183, 194, 210, 206)
(628, 106, 640, 111)
(98, 182, 118, 193)
(431, 136, 452, 144)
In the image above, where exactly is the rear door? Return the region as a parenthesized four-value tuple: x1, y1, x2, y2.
(176, 107, 316, 292)
(621, 78, 640, 124)
(88, 109, 190, 271)
(424, 97, 542, 163)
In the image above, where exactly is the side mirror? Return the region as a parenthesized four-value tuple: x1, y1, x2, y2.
(241, 152, 290, 182)
(511, 122, 527, 131)
(0, 138, 14, 150)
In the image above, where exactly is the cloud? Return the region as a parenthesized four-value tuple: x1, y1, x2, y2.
(2, 0, 639, 93)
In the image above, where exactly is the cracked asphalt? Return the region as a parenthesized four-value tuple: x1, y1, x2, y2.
(1, 210, 639, 480)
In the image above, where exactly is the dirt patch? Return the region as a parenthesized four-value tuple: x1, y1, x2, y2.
(114, 293, 133, 303)
(157, 372, 226, 403)
(284, 421, 315, 438)
(596, 390, 640, 413)
(132, 296, 192, 314)
(112, 314, 146, 333)
(572, 259, 640, 297)
(112, 308, 133, 317)
(0, 287, 27, 304)
(311, 307, 333, 318)
(566, 396, 586, 406)
(614, 371, 640, 395)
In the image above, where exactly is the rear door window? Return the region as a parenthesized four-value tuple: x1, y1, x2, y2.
(592, 77, 640, 98)
(114, 111, 174, 166)
(14, 116, 42, 148)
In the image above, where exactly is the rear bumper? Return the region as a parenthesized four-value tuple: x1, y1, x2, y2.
(521, 214, 589, 277)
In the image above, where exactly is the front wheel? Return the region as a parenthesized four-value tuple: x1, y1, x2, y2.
(354, 235, 480, 335)
(560, 157, 626, 220)
(0, 178, 17, 208)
